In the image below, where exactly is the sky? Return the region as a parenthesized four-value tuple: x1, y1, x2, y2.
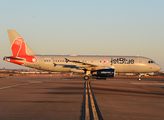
(0, 0, 164, 71)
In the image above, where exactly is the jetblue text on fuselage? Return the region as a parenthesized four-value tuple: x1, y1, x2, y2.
(110, 58, 134, 64)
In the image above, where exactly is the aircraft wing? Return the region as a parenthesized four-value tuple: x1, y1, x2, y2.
(65, 58, 109, 71)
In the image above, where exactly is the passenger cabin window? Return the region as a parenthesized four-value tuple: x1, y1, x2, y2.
(52, 60, 65, 62)
(44, 60, 51, 62)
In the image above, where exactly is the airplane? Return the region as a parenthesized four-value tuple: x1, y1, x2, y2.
(3, 30, 161, 81)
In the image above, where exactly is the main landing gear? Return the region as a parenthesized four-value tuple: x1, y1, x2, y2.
(84, 71, 91, 80)
(84, 75, 89, 80)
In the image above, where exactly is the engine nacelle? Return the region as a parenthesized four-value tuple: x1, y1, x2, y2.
(93, 69, 115, 77)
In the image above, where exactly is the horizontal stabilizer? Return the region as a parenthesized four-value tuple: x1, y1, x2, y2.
(3, 56, 25, 61)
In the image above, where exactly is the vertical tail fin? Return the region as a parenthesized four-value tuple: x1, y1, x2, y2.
(7, 30, 36, 56)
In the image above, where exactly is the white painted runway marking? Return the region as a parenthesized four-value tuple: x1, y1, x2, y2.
(131, 83, 164, 85)
(0, 81, 43, 90)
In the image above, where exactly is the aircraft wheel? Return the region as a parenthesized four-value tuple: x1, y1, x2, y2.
(138, 78, 141, 81)
(84, 75, 89, 80)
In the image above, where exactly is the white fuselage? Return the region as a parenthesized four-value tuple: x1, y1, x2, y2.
(24, 55, 161, 73)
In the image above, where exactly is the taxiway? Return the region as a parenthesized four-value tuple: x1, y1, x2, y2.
(0, 76, 164, 120)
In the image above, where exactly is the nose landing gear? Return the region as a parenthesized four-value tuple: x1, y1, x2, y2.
(138, 74, 142, 81)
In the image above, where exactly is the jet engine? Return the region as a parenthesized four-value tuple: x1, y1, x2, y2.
(92, 68, 115, 78)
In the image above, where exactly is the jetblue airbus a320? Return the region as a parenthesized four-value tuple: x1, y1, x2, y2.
(3, 30, 161, 81)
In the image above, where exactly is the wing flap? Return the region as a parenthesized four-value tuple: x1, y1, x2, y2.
(65, 58, 109, 71)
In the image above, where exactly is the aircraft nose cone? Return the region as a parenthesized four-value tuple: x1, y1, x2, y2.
(157, 65, 161, 71)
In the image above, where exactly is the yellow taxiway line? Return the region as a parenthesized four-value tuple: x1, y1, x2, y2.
(85, 82, 90, 120)
(88, 82, 99, 120)
(85, 81, 100, 120)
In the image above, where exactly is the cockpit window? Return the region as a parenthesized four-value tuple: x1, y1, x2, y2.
(148, 60, 155, 63)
